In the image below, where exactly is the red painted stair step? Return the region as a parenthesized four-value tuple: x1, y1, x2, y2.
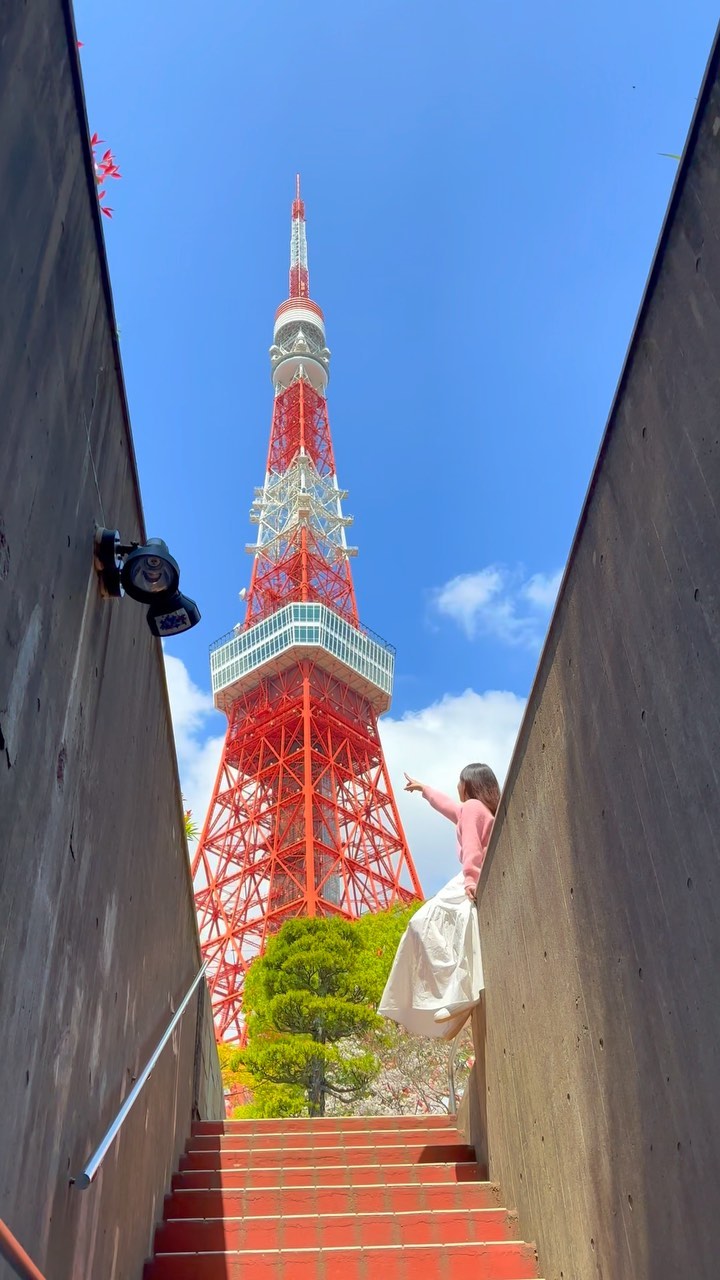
(163, 1180, 502, 1219)
(154, 1207, 517, 1251)
(172, 1160, 488, 1190)
(180, 1142, 477, 1170)
(143, 1241, 540, 1280)
(190, 1126, 460, 1150)
(193, 1115, 458, 1135)
(149, 1114, 538, 1277)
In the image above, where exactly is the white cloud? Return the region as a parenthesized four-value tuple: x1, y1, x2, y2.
(522, 569, 564, 610)
(431, 569, 504, 638)
(431, 563, 563, 647)
(163, 655, 525, 902)
(163, 652, 225, 839)
(379, 688, 525, 896)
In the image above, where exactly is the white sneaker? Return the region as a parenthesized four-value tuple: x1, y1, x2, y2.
(433, 1007, 454, 1023)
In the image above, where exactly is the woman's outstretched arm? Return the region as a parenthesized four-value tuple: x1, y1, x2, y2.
(423, 787, 462, 822)
(403, 773, 461, 822)
(422, 786, 462, 822)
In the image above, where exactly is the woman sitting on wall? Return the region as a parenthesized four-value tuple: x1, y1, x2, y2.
(379, 763, 500, 1040)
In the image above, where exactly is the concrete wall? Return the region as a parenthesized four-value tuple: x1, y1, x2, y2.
(0, 3, 223, 1278)
(474, 27, 720, 1280)
(193, 980, 225, 1124)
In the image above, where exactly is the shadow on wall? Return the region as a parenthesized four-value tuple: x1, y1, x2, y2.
(472, 25, 720, 1280)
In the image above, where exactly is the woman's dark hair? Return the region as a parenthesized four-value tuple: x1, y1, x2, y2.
(459, 763, 501, 815)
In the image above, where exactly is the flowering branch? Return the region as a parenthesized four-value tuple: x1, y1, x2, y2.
(78, 41, 122, 219)
(91, 133, 122, 219)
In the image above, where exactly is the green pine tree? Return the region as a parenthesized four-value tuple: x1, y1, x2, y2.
(240, 916, 386, 1116)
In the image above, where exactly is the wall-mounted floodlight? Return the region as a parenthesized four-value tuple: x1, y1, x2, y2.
(94, 529, 201, 637)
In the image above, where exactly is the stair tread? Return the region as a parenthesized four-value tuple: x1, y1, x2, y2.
(173, 1167, 488, 1190)
(162, 1208, 512, 1222)
(154, 1207, 517, 1250)
(195, 1116, 456, 1129)
(171, 1162, 489, 1191)
(181, 1150, 477, 1171)
(163, 1181, 502, 1219)
(190, 1130, 461, 1149)
(177, 1159, 483, 1171)
(183, 1142, 475, 1158)
(152, 1241, 533, 1253)
(181, 1146, 474, 1167)
(169, 1178, 498, 1190)
(144, 1241, 539, 1279)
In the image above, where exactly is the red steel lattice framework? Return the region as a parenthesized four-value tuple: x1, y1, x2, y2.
(191, 178, 422, 1042)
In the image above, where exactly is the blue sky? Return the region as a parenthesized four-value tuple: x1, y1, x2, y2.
(76, 0, 718, 890)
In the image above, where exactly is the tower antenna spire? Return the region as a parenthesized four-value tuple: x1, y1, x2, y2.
(289, 173, 309, 298)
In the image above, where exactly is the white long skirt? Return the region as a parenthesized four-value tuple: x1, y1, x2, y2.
(378, 872, 484, 1041)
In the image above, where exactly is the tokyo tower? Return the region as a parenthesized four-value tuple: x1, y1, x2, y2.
(191, 178, 422, 1042)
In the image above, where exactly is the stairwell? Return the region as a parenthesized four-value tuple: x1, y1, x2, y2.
(144, 1115, 541, 1279)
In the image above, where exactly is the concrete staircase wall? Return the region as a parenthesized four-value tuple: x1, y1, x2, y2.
(470, 24, 720, 1280)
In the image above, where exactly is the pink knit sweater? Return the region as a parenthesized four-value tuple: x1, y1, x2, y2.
(421, 785, 495, 893)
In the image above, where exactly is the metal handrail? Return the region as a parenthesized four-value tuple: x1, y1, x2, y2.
(0, 1219, 46, 1280)
(73, 960, 209, 1190)
(447, 1031, 461, 1114)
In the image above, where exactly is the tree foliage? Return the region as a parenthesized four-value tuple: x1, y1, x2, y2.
(183, 802, 199, 843)
(235, 1081, 307, 1119)
(238, 904, 420, 1117)
(345, 1021, 475, 1117)
(353, 901, 422, 1003)
(216, 1042, 249, 1092)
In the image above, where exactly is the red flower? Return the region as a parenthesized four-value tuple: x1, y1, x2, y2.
(90, 134, 121, 220)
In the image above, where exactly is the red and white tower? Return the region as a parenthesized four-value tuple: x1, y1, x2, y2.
(192, 178, 422, 1042)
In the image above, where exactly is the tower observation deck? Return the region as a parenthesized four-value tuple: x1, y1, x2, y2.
(191, 178, 423, 1042)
